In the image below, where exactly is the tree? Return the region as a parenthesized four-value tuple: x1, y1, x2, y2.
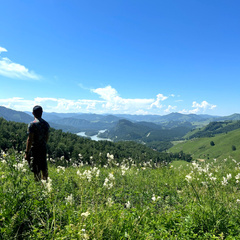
(210, 141, 215, 146)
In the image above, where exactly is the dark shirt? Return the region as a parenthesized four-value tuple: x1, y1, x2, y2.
(28, 118, 50, 149)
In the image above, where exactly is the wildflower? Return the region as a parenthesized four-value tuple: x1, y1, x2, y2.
(109, 172, 115, 180)
(209, 176, 217, 181)
(221, 177, 228, 186)
(152, 194, 161, 202)
(185, 174, 192, 182)
(227, 173, 232, 180)
(237, 199, 240, 203)
(65, 194, 74, 205)
(13, 163, 26, 172)
(106, 197, 114, 207)
(41, 177, 52, 193)
(57, 166, 65, 173)
(81, 211, 90, 217)
(125, 201, 131, 209)
(107, 153, 114, 160)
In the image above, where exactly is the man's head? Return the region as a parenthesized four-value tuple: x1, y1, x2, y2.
(33, 105, 43, 118)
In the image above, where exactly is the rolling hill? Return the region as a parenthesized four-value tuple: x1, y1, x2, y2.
(0, 106, 33, 123)
(169, 128, 240, 161)
(100, 119, 193, 142)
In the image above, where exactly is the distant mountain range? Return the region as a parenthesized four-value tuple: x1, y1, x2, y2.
(1, 105, 240, 135)
(0, 106, 33, 123)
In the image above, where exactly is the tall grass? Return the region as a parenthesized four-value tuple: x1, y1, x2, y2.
(1, 150, 240, 239)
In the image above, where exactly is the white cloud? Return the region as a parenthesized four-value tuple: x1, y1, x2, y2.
(0, 87, 217, 115)
(150, 93, 168, 109)
(179, 100, 217, 114)
(0, 97, 104, 113)
(92, 85, 118, 101)
(0, 47, 7, 54)
(0, 46, 40, 80)
(92, 86, 154, 113)
(164, 105, 177, 113)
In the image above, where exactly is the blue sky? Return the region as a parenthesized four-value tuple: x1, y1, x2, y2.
(0, 0, 239, 116)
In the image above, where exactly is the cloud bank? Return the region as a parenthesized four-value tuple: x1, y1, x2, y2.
(0, 85, 217, 115)
(0, 46, 40, 80)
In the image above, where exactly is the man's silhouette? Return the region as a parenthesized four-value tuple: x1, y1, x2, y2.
(25, 105, 50, 181)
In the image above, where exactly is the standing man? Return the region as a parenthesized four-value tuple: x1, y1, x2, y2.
(25, 105, 50, 181)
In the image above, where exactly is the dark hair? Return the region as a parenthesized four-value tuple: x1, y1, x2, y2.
(33, 105, 43, 118)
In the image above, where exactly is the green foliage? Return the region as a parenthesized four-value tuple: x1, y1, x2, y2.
(232, 145, 237, 151)
(1, 151, 240, 239)
(210, 141, 215, 146)
(0, 118, 187, 167)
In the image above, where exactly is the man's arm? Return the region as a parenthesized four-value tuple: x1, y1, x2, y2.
(25, 132, 34, 160)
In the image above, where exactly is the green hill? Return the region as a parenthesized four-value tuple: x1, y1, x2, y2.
(101, 119, 193, 142)
(0, 106, 33, 123)
(186, 120, 240, 139)
(169, 128, 240, 161)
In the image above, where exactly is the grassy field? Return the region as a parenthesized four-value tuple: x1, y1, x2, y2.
(1, 150, 240, 239)
(170, 128, 240, 162)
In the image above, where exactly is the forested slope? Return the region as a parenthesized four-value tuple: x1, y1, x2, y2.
(0, 118, 191, 166)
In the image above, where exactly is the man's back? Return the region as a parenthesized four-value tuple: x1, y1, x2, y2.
(28, 118, 50, 149)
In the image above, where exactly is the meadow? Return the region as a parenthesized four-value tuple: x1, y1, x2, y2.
(1, 150, 240, 239)
(170, 128, 240, 162)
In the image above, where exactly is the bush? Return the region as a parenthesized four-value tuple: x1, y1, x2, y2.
(210, 141, 215, 146)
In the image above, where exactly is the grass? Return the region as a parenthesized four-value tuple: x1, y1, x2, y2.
(1, 150, 240, 239)
(170, 128, 240, 161)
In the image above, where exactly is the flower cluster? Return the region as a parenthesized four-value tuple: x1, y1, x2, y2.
(77, 167, 100, 182)
(57, 166, 66, 173)
(65, 194, 74, 205)
(41, 177, 52, 193)
(103, 172, 115, 189)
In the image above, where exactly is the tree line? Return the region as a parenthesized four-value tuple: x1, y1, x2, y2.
(0, 117, 192, 166)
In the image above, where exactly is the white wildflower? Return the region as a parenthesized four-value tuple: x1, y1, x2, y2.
(235, 173, 240, 180)
(109, 172, 115, 180)
(185, 174, 192, 182)
(152, 194, 161, 202)
(125, 201, 131, 209)
(221, 177, 228, 186)
(227, 173, 232, 180)
(41, 177, 52, 193)
(65, 194, 74, 205)
(13, 163, 26, 172)
(57, 166, 65, 173)
(106, 197, 114, 207)
(81, 211, 90, 217)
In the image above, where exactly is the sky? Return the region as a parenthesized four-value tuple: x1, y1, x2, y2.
(0, 0, 239, 116)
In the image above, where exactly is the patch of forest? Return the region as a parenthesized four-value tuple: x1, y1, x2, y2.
(0, 118, 192, 166)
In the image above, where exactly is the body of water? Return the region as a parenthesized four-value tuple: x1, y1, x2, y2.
(77, 130, 112, 141)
